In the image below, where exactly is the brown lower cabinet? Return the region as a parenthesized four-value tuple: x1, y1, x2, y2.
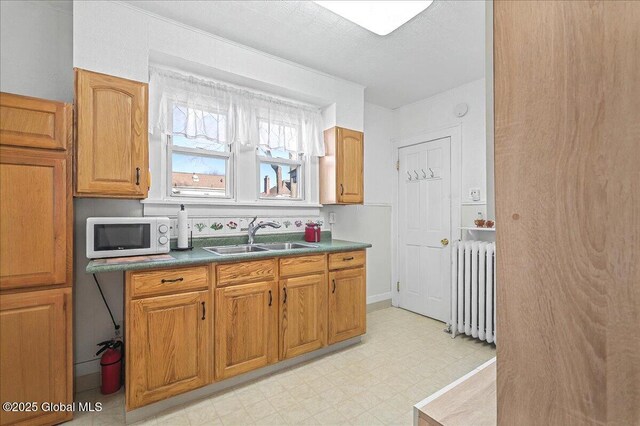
(125, 251, 366, 410)
(280, 273, 327, 360)
(328, 267, 366, 345)
(127, 290, 212, 410)
(0, 288, 72, 426)
(214, 280, 278, 380)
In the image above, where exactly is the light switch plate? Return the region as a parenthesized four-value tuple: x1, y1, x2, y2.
(328, 212, 336, 224)
(470, 188, 481, 201)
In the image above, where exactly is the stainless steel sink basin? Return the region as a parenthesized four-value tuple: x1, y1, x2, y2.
(255, 242, 318, 250)
(203, 245, 269, 255)
(202, 242, 318, 255)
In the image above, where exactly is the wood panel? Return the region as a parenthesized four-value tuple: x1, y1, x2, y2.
(127, 291, 211, 410)
(128, 265, 208, 299)
(319, 128, 337, 204)
(216, 259, 276, 287)
(494, 1, 640, 425)
(75, 68, 148, 198)
(279, 254, 326, 278)
(336, 127, 364, 204)
(0, 147, 69, 290)
(214, 281, 278, 380)
(328, 267, 366, 344)
(280, 273, 327, 360)
(328, 250, 366, 271)
(0, 92, 71, 151)
(0, 288, 72, 426)
(417, 360, 496, 426)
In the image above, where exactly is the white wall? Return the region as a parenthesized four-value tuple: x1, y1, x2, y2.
(394, 78, 488, 226)
(0, 1, 73, 102)
(322, 102, 395, 304)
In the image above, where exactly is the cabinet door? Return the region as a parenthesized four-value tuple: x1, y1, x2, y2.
(0, 288, 72, 426)
(336, 127, 364, 204)
(328, 267, 366, 344)
(215, 281, 277, 380)
(127, 291, 211, 409)
(0, 92, 71, 150)
(75, 68, 148, 198)
(280, 273, 327, 360)
(0, 147, 69, 290)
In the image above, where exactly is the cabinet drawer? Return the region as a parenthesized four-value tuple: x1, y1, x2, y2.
(217, 259, 276, 287)
(328, 250, 365, 270)
(279, 255, 326, 278)
(129, 266, 208, 298)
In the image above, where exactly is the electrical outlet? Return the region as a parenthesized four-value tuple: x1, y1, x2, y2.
(114, 322, 122, 338)
(469, 188, 481, 202)
(328, 212, 336, 224)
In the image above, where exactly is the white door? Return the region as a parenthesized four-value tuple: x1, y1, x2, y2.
(398, 137, 451, 322)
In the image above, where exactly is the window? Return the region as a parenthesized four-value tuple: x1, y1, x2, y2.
(257, 120, 304, 200)
(168, 104, 232, 198)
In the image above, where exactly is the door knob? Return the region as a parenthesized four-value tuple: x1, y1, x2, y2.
(441, 238, 449, 246)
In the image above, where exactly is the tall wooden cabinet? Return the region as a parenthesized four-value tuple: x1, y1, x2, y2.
(320, 127, 364, 204)
(0, 92, 73, 426)
(74, 68, 148, 198)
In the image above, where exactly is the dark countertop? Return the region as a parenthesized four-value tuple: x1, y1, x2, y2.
(86, 238, 371, 274)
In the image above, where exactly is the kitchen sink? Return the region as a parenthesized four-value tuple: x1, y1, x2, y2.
(202, 242, 318, 255)
(203, 245, 270, 255)
(255, 242, 318, 250)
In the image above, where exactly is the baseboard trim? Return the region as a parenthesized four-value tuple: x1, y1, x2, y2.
(74, 372, 101, 393)
(367, 298, 392, 313)
(125, 336, 362, 424)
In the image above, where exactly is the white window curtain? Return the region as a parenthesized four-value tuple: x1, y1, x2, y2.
(149, 67, 325, 157)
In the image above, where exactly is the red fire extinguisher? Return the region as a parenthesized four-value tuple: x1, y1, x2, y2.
(96, 339, 123, 395)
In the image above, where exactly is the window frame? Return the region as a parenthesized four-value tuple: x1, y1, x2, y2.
(256, 148, 305, 201)
(166, 102, 234, 200)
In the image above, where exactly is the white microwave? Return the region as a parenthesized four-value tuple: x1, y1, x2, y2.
(86, 217, 171, 259)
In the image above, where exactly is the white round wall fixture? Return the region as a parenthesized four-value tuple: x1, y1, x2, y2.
(454, 103, 469, 118)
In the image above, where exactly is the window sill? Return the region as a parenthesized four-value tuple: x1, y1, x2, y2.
(141, 198, 323, 208)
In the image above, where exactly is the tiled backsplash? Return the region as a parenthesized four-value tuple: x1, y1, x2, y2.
(168, 216, 326, 238)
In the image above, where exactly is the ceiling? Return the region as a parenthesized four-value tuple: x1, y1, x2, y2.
(124, 1, 486, 109)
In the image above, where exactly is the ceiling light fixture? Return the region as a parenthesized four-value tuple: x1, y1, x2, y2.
(314, 1, 433, 36)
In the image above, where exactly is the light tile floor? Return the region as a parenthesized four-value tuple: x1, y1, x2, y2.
(70, 307, 495, 426)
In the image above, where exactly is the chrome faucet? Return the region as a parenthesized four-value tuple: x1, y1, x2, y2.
(247, 217, 281, 245)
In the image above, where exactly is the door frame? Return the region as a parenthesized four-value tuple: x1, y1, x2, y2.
(391, 125, 462, 316)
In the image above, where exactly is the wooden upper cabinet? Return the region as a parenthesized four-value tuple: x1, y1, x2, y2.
(0, 288, 72, 426)
(280, 273, 327, 360)
(0, 92, 71, 150)
(214, 280, 278, 380)
(74, 68, 148, 198)
(0, 147, 71, 290)
(320, 127, 364, 204)
(127, 291, 211, 410)
(328, 267, 366, 344)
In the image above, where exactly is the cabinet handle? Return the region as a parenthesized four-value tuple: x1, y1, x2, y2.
(161, 277, 184, 283)
(135, 167, 140, 185)
(201, 302, 206, 320)
(343, 256, 354, 261)
(268, 290, 272, 306)
(332, 279, 336, 294)
(283, 287, 287, 304)
(340, 184, 344, 196)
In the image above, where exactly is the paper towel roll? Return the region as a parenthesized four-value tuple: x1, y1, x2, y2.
(177, 204, 189, 249)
